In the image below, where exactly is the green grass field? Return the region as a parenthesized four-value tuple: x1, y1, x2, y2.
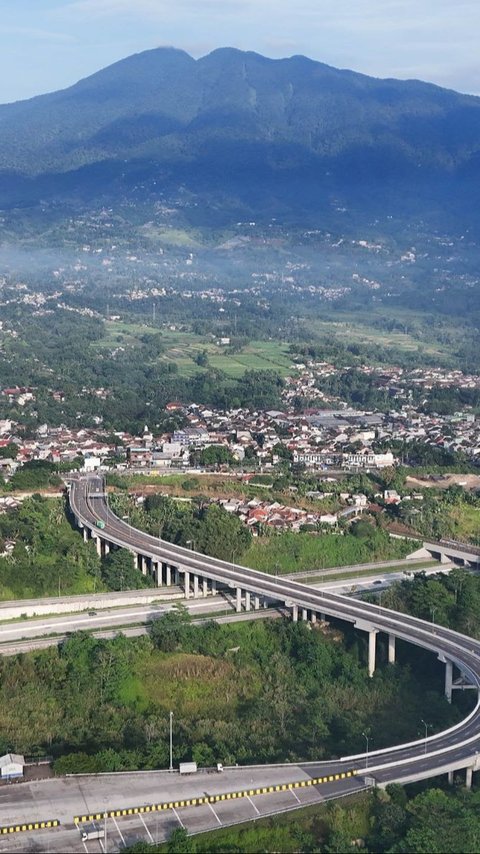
(243, 531, 411, 574)
(449, 505, 480, 542)
(161, 332, 293, 378)
(95, 321, 293, 378)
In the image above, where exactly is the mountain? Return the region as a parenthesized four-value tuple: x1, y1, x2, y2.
(1, 47, 480, 226)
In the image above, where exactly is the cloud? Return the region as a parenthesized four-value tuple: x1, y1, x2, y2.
(58, 0, 252, 21)
(0, 24, 74, 43)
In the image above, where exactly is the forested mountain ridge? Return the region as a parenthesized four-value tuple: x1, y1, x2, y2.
(1, 47, 480, 223)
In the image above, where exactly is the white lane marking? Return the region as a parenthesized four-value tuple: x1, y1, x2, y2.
(290, 788, 301, 804)
(171, 807, 185, 828)
(246, 795, 260, 815)
(112, 816, 126, 847)
(206, 801, 222, 826)
(81, 841, 89, 854)
(0, 609, 159, 638)
(139, 813, 154, 842)
(98, 837, 105, 853)
(0, 599, 228, 640)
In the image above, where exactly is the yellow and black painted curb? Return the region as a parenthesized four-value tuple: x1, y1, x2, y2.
(74, 769, 357, 823)
(0, 819, 59, 835)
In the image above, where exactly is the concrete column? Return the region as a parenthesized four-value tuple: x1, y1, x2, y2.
(292, 604, 298, 622)
(202, 578, 208, 597)
(193, 574, 199, 598)
(445, 659, 453, 703)
(320, 613, 326, 622)
(236, 588, 242, 613)
(211, 579, 217, 594)
(388, 634, 396, 664)
(173, 567, 180, 585)
(302, 608, 308, 621)
(310, 612, 317, 624)
(83, 527, 89, 543)
(140, 555, 148, 576)
(368, 629, 377, 678)
(448, 770, 454, 786)
(95, 537, 102, 557)
(184, 571, 190, 599)
(166, 565, 171, 587)
(466, 766, 473, 790)
(245, 591, 251, 611)
(440, 552, 450, 564)
(152, 562, 162, 587)
(254, 595, 260, 610)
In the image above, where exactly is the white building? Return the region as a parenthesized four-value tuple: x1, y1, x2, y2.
(0, 753, 24, 780)
(343, 451, 394, 469)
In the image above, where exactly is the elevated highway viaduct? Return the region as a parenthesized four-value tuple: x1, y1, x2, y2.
(68, 475, 480, 792)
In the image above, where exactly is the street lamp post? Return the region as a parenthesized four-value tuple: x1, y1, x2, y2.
(169, 711, 173, 772)
(362, 731, 370, 769)
(421, 719, 431, 754)
(431, 607, 436, 624)
(186, 539, 195, 552)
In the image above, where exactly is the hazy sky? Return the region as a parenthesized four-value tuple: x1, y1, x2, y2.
(1, 0, 480, 103)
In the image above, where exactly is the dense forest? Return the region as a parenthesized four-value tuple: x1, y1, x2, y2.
(0, 494, 150, 599)
(0, 614, 458, 774)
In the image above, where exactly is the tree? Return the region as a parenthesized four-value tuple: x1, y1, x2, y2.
(166, 827, 195, 853)
(149, 604, 192, 652)
(0, 443, 18, 459)
(101, 549, 153, 591)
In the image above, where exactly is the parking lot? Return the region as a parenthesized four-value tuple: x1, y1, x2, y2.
(0, 776, 367, 852)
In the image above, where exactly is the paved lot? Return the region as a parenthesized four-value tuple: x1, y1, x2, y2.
(0, 776, 367, 853)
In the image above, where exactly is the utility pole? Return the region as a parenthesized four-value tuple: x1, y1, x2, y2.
(421, 719, 431, 754)
(362, 731, 371, 769)
(169, 711, 173, 771)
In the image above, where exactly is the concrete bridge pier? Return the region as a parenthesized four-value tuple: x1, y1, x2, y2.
(94, 536, 102, 558)
(466, 766, 473, 790)
(302, 608, 308, 621)
(202, 577, 208, 597)
(368, 629, 378, 678)
(193, 574, 200, 598)
(445, 659, 453, 703)
(139, 554, 148, 576)
(310, 611, 317, 624)
(292, 604, 298, 622)
(184, 571, 191, 599)
(236, 588, 242, 613)
(165, 564, 172, 587)
(152, 561, 161, 586)
(245, 591, 251, 611)
(83, 527, 89, 543)
(211, 579, 217, 595)
(388, 633, 396, 664)
(254, 595, 260, 610)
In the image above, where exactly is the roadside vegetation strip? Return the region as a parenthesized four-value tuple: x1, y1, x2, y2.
(73, 770, 358, 823)
(303, 562, 442, 587)
(0, 819, 59, 835)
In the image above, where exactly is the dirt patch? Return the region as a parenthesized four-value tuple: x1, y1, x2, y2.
(406, 474, 480, 491)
